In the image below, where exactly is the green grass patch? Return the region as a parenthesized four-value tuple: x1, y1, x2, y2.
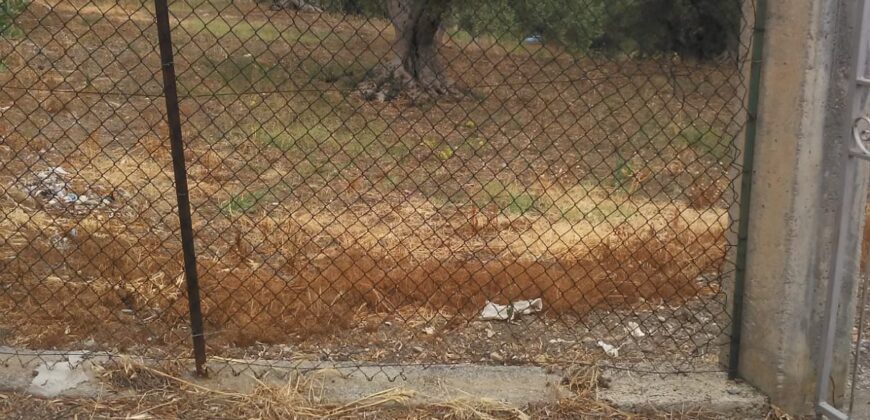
(1, 0, 27, 39)
(179, 16, 343, 47)
(473, 180, 541, 215)
(305, 60, 371, 90)
(681, 125, 732, 162)
(387, 143, 411, 160)
(180, 17, 284, 42)
(611, 154, 635, 190)
(422, 137, 456, 161)
(183, 54, 296, 94)
(221, 190, 267, 216)
(549, 193, 637, 224)
(255, 126, 297, 151)
(250, 106, 387, 167)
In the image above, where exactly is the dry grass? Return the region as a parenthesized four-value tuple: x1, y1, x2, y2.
(1, 0, 738, 353)
(0, 175, 728, 348)
(0, 360, 765, 419)
(193, 204, 726, 346)
(2, 359, 418, 419)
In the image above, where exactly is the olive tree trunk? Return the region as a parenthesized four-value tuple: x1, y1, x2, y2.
(359, 0, 457, 102)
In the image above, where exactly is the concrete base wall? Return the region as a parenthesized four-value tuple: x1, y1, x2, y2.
(0, 349, 768, 417)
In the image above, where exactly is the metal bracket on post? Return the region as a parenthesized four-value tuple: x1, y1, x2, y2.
(153, 0, 208, 376)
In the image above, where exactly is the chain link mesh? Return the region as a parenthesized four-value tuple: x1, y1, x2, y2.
(0, 0, 757, 375)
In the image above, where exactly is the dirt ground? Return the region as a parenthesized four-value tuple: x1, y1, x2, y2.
(0, 0, 744, 371)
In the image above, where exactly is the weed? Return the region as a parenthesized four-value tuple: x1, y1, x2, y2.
(255, 127, 295, 151)
(422, 136, 455, 161)
(306, 61, 369, 90)
(682, 125, 732, 162)
(180, 17, 283, 42)
(475, 181, 540, 215)
(612, 154, 635, 190)
(387, 143, 411, 160)
(185, 55, 293, 94)
(221, 190, 267, 216)
(0, 0, 27, 38)
(464, 136, 487, 151)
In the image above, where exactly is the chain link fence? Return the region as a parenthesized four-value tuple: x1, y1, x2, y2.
(0, 0, 757, 376)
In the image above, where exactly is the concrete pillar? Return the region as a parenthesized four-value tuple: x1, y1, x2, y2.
(728, 0, 869, 415)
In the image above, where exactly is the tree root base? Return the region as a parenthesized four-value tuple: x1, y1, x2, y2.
(358, 64, 462, 103)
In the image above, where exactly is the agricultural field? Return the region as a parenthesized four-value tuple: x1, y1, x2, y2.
(0, 0, 743, 366)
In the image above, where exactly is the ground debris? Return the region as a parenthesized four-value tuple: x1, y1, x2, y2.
(21, 166, 122, 214)
(597, 341, 620, 358)
(480, 298, 543, 321)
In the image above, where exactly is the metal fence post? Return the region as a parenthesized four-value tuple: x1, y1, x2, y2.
(153, 0, 208, 376)
(728, 0, 768, 380)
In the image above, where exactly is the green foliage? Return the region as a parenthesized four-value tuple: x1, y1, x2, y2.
(594, 0, 742, 58)
(1, 0, 27, 38)
(681, 125, 732, 162)
(505, 0, 606, 52)
(311, 0, 741, 58)
(310, 0, 386, 17)
(305, 61, 369, 90)
(450, 0, 520, 40)
(494, 0, 741, 57)
(221, 190, 267, 216)
(474, 181, 541, 215)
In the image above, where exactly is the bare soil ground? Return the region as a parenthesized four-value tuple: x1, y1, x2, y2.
(0, 0, 743, 368)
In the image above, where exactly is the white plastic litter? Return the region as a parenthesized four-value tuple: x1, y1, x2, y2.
(597, 341, 619, 358)
(24, 167, 73, 202)
(48, 167, 70, 176)
(22, 167, 119, 212)
(28, 355, 90, 397)
(480, 298, 543, 321)
(627, 321, 646, 338)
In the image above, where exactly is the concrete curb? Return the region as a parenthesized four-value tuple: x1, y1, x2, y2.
(600, 368, 768, 416)
(0, 348, 767, 416)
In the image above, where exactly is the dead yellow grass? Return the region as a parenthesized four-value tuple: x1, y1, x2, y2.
(195, 203, 726, 345)
(0, 160, 727, 348)
(1, 359, 766, 419)
(0, 127, 730, 351)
